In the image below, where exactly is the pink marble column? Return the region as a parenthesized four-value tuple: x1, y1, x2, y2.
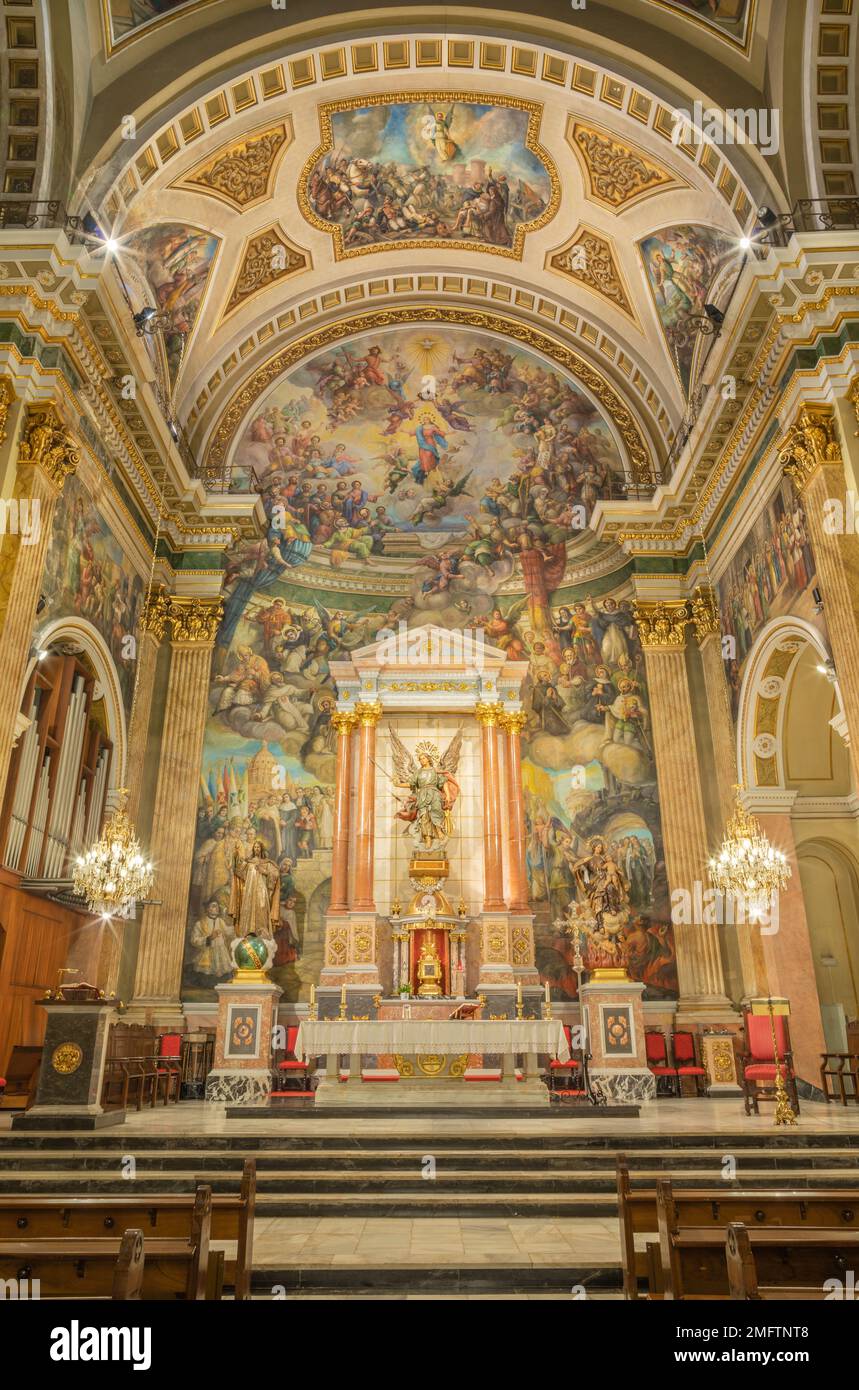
(328, 710, 356, 913)
(352, 702, 380, 910)
(501, 711, 529, 911)
(477, 702, 505, 911)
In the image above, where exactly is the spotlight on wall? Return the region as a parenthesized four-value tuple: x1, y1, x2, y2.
(703, 303, 725, 327)
(167, 419, 180, 444)
(812, 585, 824, 613)
(132, 306, 159, 334)
(738, 236, 752, 251)
(816, 658, 838, 684)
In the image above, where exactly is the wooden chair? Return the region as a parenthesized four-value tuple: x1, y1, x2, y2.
(0, 1186, 215, 1300)
(154, 1033, 182, 1105)
(645, 1029, 678, 1097)
(617, 1157, 859, 1299)
(820, 1052, 859, 1105)
(656, 1178, 859, 1299)
(102, 1024, 160, 1111)
(671, 1030, 707, 1097)
(0, 1159, 256, 1300)
(0, 1046, 42, 1110)
(739, 1009, 800, 1116)
(272, 1023, 313, 1095)
(543, 1024, 582, 1093)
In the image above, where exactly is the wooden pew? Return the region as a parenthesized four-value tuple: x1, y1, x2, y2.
(726, 1222, 834, 1300)
(617, 1156, 859, 1299)
(0, 1158, 255, 1300)
(657, 1179, 859, 1299)
(0, 1186, 214, 1300)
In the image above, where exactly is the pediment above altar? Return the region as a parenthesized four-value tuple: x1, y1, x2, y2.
(330, 622, 529, 711)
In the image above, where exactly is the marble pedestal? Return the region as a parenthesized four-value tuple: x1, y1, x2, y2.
(580, 977, 655, 1103)
(701, 1030, 743, 1096)
(12, 999, 124, 1130)
(206, 981, 281, 1105)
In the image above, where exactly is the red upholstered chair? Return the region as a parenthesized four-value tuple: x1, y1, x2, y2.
(740, 1011, 799, 1116)
(645, 1029, 678, 1097)
(273, 1024, 313, 1095)
(671, 1031, 707, 1097)
(155, 1033, 182, 1105)
(545, 1024, 582, 1093)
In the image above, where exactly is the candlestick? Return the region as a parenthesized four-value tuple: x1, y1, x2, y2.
(340, 984, 346, 1004)
(310, 984, 316, 1005)
(544, 980, 550, 1005)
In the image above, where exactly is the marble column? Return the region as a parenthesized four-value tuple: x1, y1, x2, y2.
(128, 596, 222, 1025)
(351, 701, 381, 910)
(500, 710, 529, 911)
(778, 402, 859, 791)
(476, 702, 505, 911)
(329, 709, 356, 914)
(0, 403, 79, 811)
(746, 791, 826, 1088)
(633, 600, 731, 1018)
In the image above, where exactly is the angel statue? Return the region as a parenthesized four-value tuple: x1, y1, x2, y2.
(389, 729, 463, 851)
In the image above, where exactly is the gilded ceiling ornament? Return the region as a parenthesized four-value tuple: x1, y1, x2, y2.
(204, 306, 653, 485)
(299, 92, 559, 263)
(567, 120, 682, 212)
(632, 599, 690, 650)
(777, 403, 842, 493)
(172, 123, 291, 211)
(17, 404, 80, 490)
(547, 226, 635, 320)
(0, 377, 14, 444)
(689, 585, 719, 642)
(221, 224, 309, 320)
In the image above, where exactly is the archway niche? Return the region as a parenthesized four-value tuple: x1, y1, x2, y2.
(737, 616, 859, 1072)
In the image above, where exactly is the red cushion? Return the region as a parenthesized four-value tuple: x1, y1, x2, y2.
(677, 1066, 706, 1075)
(286, 1024, 300, 1056)
(747, 1014, 789, 1062)
(159, 1033, 182, 1058)
(648, 1065, 677, 1075)
(277, 1059, 308, 1070)
(549, 1059, 581, 1069)
(672, 1032, 697, 1064)
(362, 1075, 399, 1081)
(645, 1032, 668, 1063)
(744, 1063, 792, 1079)
(0, 1079, 5, 1087)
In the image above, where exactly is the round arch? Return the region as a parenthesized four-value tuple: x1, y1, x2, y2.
(736, 615, 844, 793)
(24, 615, 129, 793)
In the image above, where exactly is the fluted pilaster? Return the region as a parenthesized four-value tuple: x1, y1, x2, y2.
(329, 710, 356, 913)
(779, 402, 859, 791)
(633, 600, 729, 1013)
(0, 403, 79, 811)
(129, 596, 222, 1022)
(352, 701, 381, 911)
(476, 701, 505, 911)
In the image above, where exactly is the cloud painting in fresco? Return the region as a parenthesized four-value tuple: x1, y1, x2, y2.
(306, 99, 552, 253)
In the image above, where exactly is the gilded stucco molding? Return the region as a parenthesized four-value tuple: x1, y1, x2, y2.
(632, 599, 689, 650)
(17, 404, 80, 490)
(777, 403, 843, 493)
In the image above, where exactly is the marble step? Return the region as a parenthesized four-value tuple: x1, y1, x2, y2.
(2, 1129, 857, 1152)
(0, 1145, 856, 1173)
(248, 1264, 621, 1295)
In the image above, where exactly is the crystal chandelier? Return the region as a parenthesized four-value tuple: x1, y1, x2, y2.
(73, 787, 154, 916)
(708, 789, 791, 921)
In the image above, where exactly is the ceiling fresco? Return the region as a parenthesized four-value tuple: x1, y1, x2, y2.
(638, 223, 737, 395)
(302, 95, 557, 260)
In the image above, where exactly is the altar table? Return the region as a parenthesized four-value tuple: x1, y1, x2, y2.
(295, 1018, 568, 1107)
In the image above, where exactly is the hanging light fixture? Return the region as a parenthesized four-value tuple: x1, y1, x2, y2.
(73, 787, 154, 915)
(708, 788, 791, 922)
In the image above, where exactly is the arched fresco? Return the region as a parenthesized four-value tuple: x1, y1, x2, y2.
(184, 325, 678, 1004)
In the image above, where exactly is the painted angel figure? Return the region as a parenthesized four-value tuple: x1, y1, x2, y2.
(389, 728, 463, 851)
(422, 105, 460, 162)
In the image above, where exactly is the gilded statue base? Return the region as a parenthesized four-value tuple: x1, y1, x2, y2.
(409, 853, 449, 884)
(589, 967, 630, 983)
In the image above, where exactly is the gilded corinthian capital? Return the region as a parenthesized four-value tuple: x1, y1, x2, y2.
(17, 403, 80, 490)
(475, 701, 503, 726)
(632, 599, 689, 651)
(138, 586, 171, 643)
(165, 595, 224, 644)
(354, 700, 382, 726)
(499, 710, 528, 734)
(331, 709, 358, 736)
(777, 403, 842, 493)
(689, 585, 720, 643)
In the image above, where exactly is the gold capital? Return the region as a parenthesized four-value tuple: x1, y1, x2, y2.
(165, 595, 223, 644)
(850, 376, 859, 437)
(499, 710, 528, 734)
(632, 599, 689, 651)
(138, 585, 171, 643)
(689, 585, 720, 643)
(475, 701, 503, 727)
(331, 709, 358, 736)
(354, 700, 382, 727)
(17, 403, 79, 490)
(777, 403, 842, 493)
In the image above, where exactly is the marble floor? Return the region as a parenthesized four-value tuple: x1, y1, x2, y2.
(4, 1096, 857, 1137)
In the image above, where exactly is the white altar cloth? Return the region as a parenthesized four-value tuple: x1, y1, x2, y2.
(295, 1018, 569, 1061)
